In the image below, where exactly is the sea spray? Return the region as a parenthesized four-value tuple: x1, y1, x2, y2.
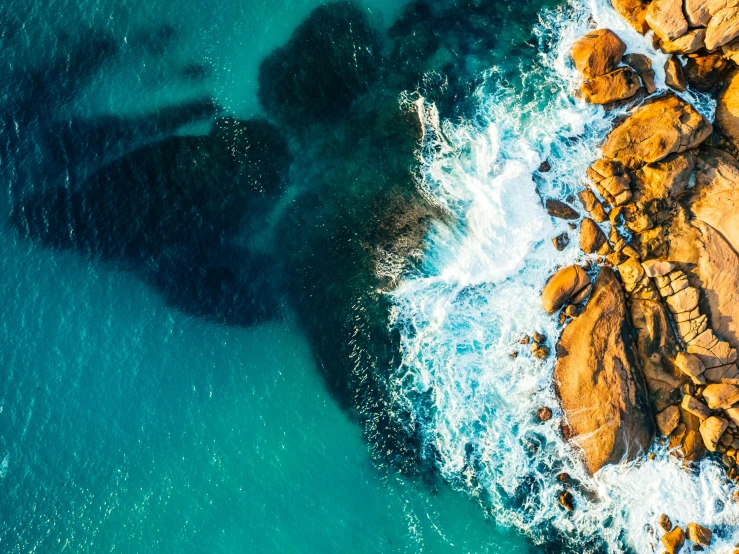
(390, 0, 737, 551)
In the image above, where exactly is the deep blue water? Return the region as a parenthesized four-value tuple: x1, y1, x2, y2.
(0, 0, 559, 551)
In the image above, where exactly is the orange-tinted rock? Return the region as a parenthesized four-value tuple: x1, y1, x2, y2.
(541, 265, 592, 313)
(571, 29, 627, 78)
(554, 268, 655, 474)
(602, 94, 712, 168)
(646, 0, 688, 41)
(580, 68, 641, 105)
(716, 70, 739, 150)
(611, 0, 651, 33)
(664, 55, 686, 92)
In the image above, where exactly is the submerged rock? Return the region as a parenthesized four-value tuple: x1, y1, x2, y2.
(13, 118, 289, 325)
(258, 1, 381, 130)
(554, 268, 655, 474)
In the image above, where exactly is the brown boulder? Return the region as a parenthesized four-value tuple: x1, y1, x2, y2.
(623, 53, 651, 72)
(601, 94, 712, 168)
(646, 0, 688, 41)
(545, 199, 579, 219)
(656, 405, 681, 435)
(630, 298, 684, 412)
(699, 415, 728, 451)
(611, 0, 650, 33)
(675, 352, 706, 385)
(554, 268, 655, 474)
(702, 383, 739, 409)
(686, 523, 712, 546)
(681, 394, 711, 420)
(578, 189, 607, 222)
(685, 0, 724, 26)
(716, 71, 739, 150)
(659, 513, 672, 531)
(684, 53, 728, 92)
(664, 55, 686, 92)
(661, 525, 685, 554)
(705, 6, 739, 51)
(690, 148, 739, 252)
(541, 265, 591, 313)
(571, 29, 627, 78)
(580, 68, 641, 105)
(661, 28, 706, 54)
(580, 218, 609, 254)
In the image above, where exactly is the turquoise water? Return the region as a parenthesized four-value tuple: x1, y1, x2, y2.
(0, 241, 531, 552)
(0, 0, 557, 551)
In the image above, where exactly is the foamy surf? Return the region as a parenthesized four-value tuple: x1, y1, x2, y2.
(391, 0, 739, 551)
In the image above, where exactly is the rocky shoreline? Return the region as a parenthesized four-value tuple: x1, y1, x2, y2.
(539, 4, 739, 550)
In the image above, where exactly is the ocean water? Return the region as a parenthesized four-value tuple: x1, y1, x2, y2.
(2, 0, 738, 552)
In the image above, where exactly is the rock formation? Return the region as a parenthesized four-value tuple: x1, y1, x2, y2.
(554, 268, 655, 474)
(552, 26, 739, 484)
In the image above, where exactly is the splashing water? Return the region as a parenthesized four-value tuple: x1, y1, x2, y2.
(391, 0, 736, 551)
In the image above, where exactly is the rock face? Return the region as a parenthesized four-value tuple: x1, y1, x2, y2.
(611, 0, 651, 33)
(661, 526, 685, 554)
(601, 94, 712, 168)
(684, 53, 728, 91)
(554, 268, 655, 474)
(661, 28, 706, 54)
(664, 55, 687, 92)
(700, 416, 729, 451)
(646, 0, 688, 41)
(716, 70, 739, 149)
(580, 218, 609, 254)
(571, 29, 627, 78)
(541, 265, 592, 313)
(686, 523, 712, 546)
(705, 6, 739, 51)
(580, 68, 641, 104)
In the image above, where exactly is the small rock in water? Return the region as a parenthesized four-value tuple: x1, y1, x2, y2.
(520, 335, 530, 345)
(686, 523, 712, 546)
(510, 351, 518, 359)
(558, 490, 575, 511)
(546, 199, 579, 220)
(533, 332, 546, 343)
(557, 472, 569, 482)
(659, 513, 672, 532)
(662, 526, 685, 554)
(565, 305, 579, 318)
(533, 345, 551, 359)
(539, 160, 551, 172)
(553, 232, 570, 251)
(536, 406, 553, 422)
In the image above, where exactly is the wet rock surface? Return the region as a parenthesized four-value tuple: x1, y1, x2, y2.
(554, 268, 655, 474)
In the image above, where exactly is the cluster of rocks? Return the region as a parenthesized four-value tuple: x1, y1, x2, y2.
(513, 332, 551, 359)
(657, 513, 712, 553)
(542, 24, 739, 495)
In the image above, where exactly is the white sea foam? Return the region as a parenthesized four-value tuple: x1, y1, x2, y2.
(391, 0, 738, 551)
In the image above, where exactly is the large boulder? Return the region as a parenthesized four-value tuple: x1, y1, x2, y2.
(630, 298, 685, 412)
(685, 0, 723, 26)
(554, 268, 655, 474)
(690, 148, 739, 250)
(580, 68, 641, 105)
(541, 265, 592, 313)
(646, 0, 688, 41)
(705, 6, 739, 51)
(580, 218, 610, 254)
(601, 94, 712, 168)
(716, 70, 739, 150)
(570, 29, 626, 78)
(661, 28, 706, 54)
(684, 53, 728, 92)
(611, 0, 650, 33)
